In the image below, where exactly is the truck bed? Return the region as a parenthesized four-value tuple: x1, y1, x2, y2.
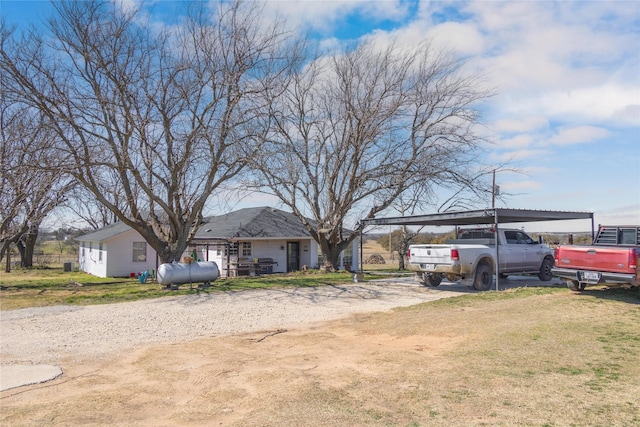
(554, 245, 637, 275)
(552, 226, 640, 289)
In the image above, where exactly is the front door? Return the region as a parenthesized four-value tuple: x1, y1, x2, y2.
(287, 242, 300, 272)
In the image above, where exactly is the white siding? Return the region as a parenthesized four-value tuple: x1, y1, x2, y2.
(78, 229, 355, 278)
(105, 232, 158, 278)
(78, 230, 157, 278)
(78, 241, 106, 278)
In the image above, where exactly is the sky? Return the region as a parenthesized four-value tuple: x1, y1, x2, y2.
(2, 0, 639, 233)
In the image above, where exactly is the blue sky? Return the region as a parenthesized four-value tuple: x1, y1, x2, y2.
(2, 0, 639, 232)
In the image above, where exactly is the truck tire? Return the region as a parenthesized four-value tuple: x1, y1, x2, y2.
(564, 279, 586, 292)
(421, 273, 442, 287)
(473, 263, 493, 291)
(537, 257, 554, 281)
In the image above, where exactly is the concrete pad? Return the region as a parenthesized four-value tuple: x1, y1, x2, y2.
(0, 365, 63, 391)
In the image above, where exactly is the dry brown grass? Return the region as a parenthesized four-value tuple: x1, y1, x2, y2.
(2, 287, 639, 426)
(361, 238, 400, 270)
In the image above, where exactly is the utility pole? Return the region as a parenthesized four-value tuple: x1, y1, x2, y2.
(491, 169, 500, 208)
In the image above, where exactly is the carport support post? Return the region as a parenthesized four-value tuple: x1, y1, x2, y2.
(359, 223, 363, 273)
(494, 210, 500, 291)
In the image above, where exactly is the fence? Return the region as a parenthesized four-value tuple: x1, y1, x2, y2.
(11, 254, 78, 268)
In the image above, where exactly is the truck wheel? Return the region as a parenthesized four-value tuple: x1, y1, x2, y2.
(564, 280, 586, 291)
(421, 273, 442, 287)
(473, 264, 493, 291)
(537, 257, 554, 281)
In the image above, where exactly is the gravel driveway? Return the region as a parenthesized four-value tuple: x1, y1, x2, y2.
(1, 278, 471, 365)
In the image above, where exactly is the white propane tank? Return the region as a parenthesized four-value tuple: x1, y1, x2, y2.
(157, 261, 219, 286)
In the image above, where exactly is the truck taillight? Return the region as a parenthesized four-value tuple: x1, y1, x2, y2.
(554, 248, 560, 264)
(630, 249, 638, 270)
(451, 249, 460, 261)
(407, 250, 411, 260)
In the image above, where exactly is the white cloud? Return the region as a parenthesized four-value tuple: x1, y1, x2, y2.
(114, 0, 138, 14)
(548, 125, 611, 146)
(425, 21, 484, 56)
(498, 134, 533, 149)
(534, 84, 640, 126)
(495, 149, 550, 162)
(596, 205, 640, 224)
(519, 166, 553, 175)
(494, 116, 548, 133)
(458, 0, 640, 129)
(499, 180, 542, 191)
(262, 0, 410, 36)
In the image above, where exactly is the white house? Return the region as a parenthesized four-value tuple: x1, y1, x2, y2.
(77, 207, 358, 278)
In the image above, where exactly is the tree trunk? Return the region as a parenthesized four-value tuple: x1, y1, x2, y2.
(4, 247, 11, 273)
(319, 234, 351, 271)
(17, 223, 39, 268)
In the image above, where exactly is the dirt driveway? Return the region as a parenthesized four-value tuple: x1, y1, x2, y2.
(1, 276, 565, 426)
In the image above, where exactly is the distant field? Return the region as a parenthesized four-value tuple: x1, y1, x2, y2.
(360, 238, 400, 270)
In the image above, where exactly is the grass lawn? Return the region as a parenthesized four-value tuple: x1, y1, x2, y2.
(0, 267, 387, 310)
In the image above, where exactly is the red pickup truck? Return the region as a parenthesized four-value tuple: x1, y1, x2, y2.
(552, 226, 640, 291)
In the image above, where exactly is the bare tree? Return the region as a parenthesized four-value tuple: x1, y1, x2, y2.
(387, 185, 434, 271)
(1, 1, 300, 263)
(61, 186, 124, 231)
(251, 40, 492, 269)
(0, 102, 73, 270)
(389, 165, 508, 270)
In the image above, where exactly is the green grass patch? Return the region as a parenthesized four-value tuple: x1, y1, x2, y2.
(0, 268, 386, 310)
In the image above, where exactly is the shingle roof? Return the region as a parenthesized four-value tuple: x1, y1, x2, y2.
(195, 207, 314, 240)
(77, 207, 315, 242)
(76, 221, 133, 242)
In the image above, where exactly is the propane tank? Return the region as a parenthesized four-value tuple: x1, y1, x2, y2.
(157, 261, 219, 286)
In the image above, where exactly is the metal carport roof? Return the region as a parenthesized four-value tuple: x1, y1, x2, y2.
(358, 208, 595, 291)
(360, 208, 594, 228)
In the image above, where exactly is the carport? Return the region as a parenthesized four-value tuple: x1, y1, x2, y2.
(358, 208, 594, 291)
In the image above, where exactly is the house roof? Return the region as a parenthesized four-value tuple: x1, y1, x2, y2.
(195, 207, 314, 240)
(78, 207, 314, 243)
(76, 221, 134, 242)
(360, 208, 594, 228)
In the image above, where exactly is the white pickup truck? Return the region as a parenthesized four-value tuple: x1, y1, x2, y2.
(407, 228, 555, 290)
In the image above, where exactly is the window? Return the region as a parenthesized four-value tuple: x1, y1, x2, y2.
(132, 242, 147, 262)
(98, 243, 103, 262)
(504, 231, 519, 244)
(515, 231, 534, 244)
(225, 242, 238, 257)
(460, 230, 494, 239)
(211, 243, 225, 256)
(241, 242, 252, 256)
(342, 245, 353, 266)
(504, 231, 534, 244)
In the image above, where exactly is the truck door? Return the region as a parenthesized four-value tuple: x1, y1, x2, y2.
(503, 230, 527, 271)
(517, 231, 543, 270)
